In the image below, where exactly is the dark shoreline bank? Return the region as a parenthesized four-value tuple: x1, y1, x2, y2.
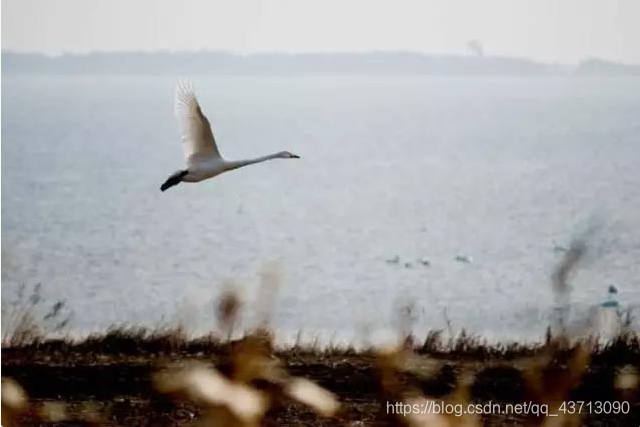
(2, 330, 638, 426)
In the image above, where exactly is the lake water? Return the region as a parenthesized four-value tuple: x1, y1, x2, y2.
(2, 75, 640, 343)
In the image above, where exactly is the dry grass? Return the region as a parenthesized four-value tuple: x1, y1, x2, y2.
(2, 318, 638, 426)
(1, 284, 71, 347)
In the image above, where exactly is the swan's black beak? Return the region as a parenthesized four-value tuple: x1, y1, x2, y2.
(291, 154, 300, 159)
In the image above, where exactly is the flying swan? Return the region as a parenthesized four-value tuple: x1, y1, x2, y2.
(160, 82, 299, 191)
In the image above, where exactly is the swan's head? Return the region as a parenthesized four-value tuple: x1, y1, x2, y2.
(278, 151, 300, 159)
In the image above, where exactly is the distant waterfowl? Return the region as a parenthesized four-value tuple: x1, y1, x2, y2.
(552, 240, 568, 253)
(417, 258, 430, 267)
(160, 82, 300, 192)
(387, 256, 431, 267)
(601, 285, 619, 308)
(455, 255, 473, 264)
(385, 256, 400, 264)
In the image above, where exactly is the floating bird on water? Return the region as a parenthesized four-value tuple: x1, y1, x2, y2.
(552, 240, 569, 253)
(455, 255, 473, 264)
(161, 82, 300, 191)
(385, 255, 400, 264)
(601, 285, 619, 308)
(417, 258, 430, 267)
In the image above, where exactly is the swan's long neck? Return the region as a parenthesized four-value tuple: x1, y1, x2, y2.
(224, 153, 282, 171)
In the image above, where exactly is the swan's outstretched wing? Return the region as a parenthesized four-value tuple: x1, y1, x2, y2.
(174, 82, 221, 160)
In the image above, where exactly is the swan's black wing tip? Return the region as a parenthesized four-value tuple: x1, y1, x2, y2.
(160, 170, 188, 192)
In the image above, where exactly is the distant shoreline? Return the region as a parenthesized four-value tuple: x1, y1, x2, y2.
(3, 51, 640, 76)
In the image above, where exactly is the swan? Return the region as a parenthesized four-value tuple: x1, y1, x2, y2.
(417, 258, 430, 267)
(552, 240, 568, 253)
(160, 82, 300, 191)
(455, 255, 472, 263)
(385, 255, 400, 264)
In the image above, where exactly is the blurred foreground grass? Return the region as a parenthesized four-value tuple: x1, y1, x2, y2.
(2, 306, 639, 426)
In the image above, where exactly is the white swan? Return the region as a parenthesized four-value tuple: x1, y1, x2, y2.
(161, 82, 299, 191)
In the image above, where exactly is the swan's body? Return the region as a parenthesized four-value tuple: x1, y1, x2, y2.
(161, 82, 299, 191)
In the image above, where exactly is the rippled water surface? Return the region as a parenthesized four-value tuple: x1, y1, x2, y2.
(3, 75, 640, 342)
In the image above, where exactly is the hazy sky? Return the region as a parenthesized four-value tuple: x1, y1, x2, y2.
(3, 0, 639, 63)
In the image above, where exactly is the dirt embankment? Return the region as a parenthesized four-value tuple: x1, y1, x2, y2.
(2, 332, 638, 426)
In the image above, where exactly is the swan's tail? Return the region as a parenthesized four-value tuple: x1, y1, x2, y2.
(160, 170, 188, 192)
